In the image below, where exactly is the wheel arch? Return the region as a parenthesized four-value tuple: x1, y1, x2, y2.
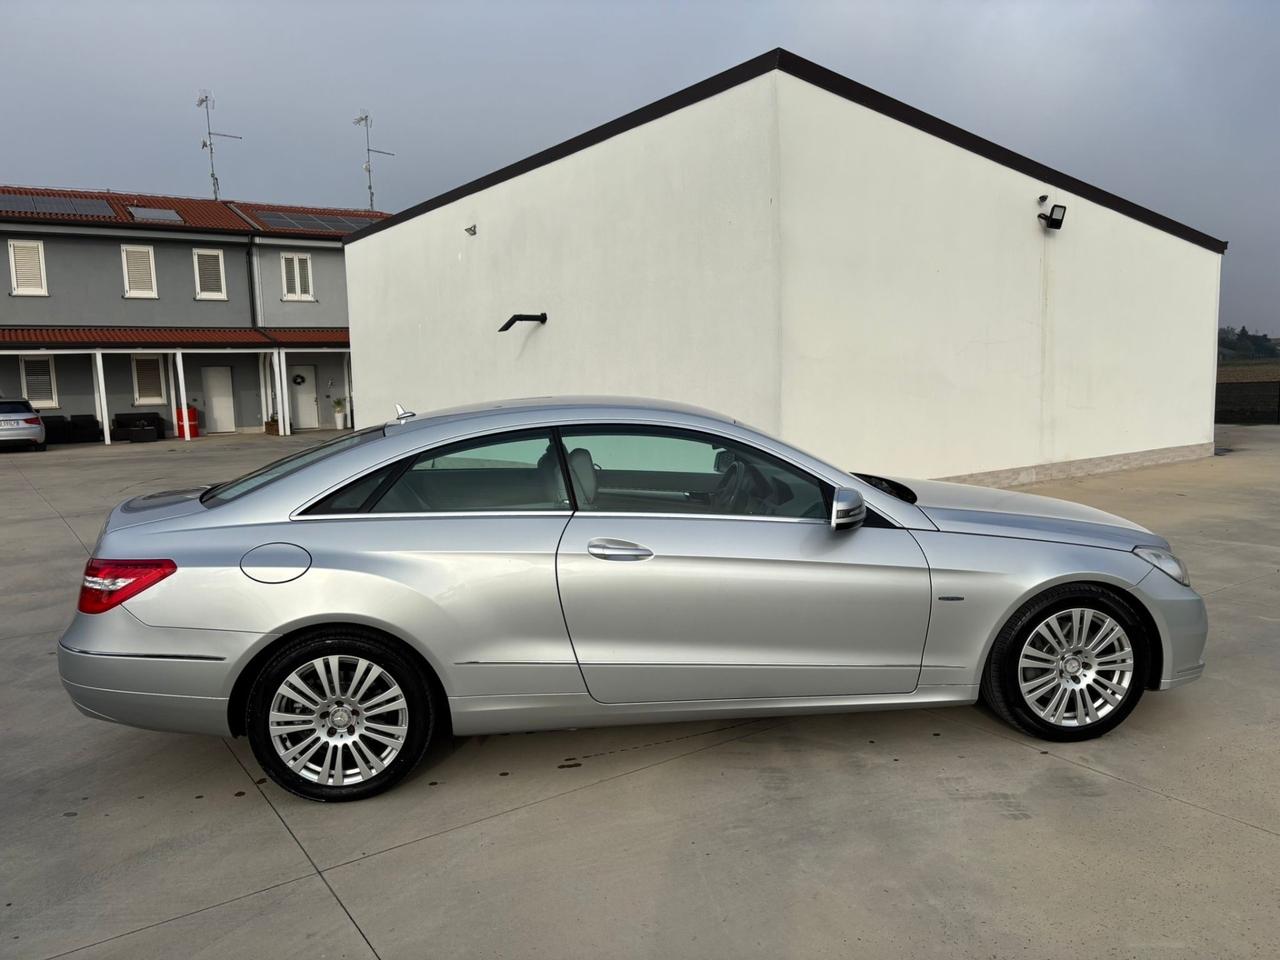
(980, 577, 1164, 690)
(226, 620, 452, 737)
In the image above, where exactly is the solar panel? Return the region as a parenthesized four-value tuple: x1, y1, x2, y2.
(128, 206, 184, 223)
(34, 196, 75, 214)
(0, 195, 37, 212)
(258, 211, 300, 229)
(71, 199, 113, 216)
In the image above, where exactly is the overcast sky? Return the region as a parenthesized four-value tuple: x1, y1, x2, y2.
(2, 0, 1276, 332)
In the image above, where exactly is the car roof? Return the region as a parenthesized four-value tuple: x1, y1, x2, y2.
(388, 396, 736, 432)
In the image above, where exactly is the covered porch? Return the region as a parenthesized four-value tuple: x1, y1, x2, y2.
(0, 327, 352, 444)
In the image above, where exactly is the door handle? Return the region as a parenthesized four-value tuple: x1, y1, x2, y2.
(587, 538, 654, 561)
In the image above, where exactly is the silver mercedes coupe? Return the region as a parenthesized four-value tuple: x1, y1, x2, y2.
(58, 398, 1207, 801)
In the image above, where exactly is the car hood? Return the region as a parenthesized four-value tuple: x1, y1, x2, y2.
(898, 477, 1166, 551)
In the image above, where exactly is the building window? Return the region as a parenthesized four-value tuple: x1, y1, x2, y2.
(121, 245, 158, 298)
(280, 253, 314, 301)
(192, 249, 226, 300)
(7, 239, 47, 296)
(131, 354, 167, 405)
(19, 356, 58, 409)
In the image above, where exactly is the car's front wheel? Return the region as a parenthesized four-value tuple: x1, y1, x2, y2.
(246, 630, 434, 802)
(982, 585, 1148, 741)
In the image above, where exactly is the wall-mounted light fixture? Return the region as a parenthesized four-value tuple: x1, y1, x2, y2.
(498, 312, 548, 332)
(1038, 204, 1067, 230)
(464, 224, 477, 236)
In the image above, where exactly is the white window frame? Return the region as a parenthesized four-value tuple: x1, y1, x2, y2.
(280, 252, 315, 301)
(7, 239, 48, 296)
(19, 355, 59, 409)
(130, 353, 167, 406)
(120, 244, 158, 299)
(191, 248, 227, 301)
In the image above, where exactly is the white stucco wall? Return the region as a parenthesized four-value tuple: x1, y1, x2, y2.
(346, 75, 785, 435)
(346, 70, 1222, 480)
(775, 74, 1221, 478)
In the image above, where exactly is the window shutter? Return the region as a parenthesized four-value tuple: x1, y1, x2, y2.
(283, 255, 297, 296)
(134, 357, 164, 403)
(10, 241, 45, 293)
(124, 247, 155, 294)
(297, 256, 311, 297)
(195, 251, 223, 296)
(22, 359, 54, 404)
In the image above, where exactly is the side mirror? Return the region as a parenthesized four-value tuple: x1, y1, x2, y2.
(831, 487, 866, 531)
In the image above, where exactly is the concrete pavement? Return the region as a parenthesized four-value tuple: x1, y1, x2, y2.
(2, 427, 1277, 959)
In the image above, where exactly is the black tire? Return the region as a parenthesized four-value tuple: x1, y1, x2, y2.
(33, 443, 46, 452)
(981, 584, 1149, 742)
(246, 628, 434, 802)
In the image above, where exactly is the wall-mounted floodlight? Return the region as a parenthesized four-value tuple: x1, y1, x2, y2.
(1038, 204, 1067, 230)
(499, 312, 548, 332)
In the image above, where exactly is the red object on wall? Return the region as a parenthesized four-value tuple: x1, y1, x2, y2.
(176, 406, 200, 439)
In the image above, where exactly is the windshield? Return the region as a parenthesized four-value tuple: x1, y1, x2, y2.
(0, 401, 35, 414)
(201, 427, 385, 504)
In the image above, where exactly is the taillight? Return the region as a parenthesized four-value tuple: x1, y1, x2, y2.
(22, 417, 41, 425)
(78, 558, 177, 614)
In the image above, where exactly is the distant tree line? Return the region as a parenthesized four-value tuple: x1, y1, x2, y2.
(1219, 326, 1278, 359)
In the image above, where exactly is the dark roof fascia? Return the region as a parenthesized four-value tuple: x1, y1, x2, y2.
(0, 218, 251, 242)
(348, 48, 1227, 254)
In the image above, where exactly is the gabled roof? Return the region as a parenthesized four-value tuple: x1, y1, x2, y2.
(0, 185, 387, 239)
(349, 48, 1227, 254)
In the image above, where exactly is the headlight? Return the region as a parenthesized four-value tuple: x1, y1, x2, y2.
(1134, 546, 1190, 587)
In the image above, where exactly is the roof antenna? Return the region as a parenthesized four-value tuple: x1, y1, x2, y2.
(353, 110, 395, 211)
(393, 403, 415, 422)
(196, 90, 242, 200)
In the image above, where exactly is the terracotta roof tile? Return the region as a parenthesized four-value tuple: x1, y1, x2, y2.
(0, 327, 348, 349)
(0, 185, 386, 238)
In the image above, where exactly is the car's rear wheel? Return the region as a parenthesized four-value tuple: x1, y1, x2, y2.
(981, 585, 1148, 741)
(246, 630, 433, 802)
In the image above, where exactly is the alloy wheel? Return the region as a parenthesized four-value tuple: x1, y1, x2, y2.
(267, 655, 409, 786)
(1017, 607, 1135, 727)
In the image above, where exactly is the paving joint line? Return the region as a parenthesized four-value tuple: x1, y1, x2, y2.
(222, 739, 384, 960)
(322, 717, 786, 874)
(8, 459, 92, 555)
(39, 874, 315, 960)
(933, 708, 1280, 841)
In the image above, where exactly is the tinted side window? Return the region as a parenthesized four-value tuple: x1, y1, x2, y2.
(559, 428, 828, 519)
(370, 431, 569, 513)
(303, 462, 402, 515)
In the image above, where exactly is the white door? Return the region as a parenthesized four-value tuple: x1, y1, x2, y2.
(202, 366, 237, 433)
(288, 364, 319, 429)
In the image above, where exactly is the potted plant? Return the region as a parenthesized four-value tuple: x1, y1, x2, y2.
(265, 415, 280, 436)
(333, 397, 347, 427)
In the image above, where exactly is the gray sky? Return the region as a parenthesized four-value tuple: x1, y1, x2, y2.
(3, 0, 1276, 332)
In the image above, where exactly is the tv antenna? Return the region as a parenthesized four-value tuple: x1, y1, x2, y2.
(353, 110, 394, 211)
(196, 90, 242, 200)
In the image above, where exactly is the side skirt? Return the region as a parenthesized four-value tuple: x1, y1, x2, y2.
(448, 684, 980, 736)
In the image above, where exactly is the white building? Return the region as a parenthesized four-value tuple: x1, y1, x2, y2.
(345, 49, 1227, 483)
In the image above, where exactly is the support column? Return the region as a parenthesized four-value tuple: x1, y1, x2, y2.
(166, 353, 179, 439)
(175, 350, 190, 441)
(342, 351, 352, 429)
(93, 351, 111, 446)
(277, 349, 292, 436)
(257, 352, 269, 431)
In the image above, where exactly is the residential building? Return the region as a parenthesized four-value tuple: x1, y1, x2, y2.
(1, 186, 386, 443)
(344, 49, 1227, 483)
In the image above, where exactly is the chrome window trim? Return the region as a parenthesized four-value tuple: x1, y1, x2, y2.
(291, 509, 574, 521)
(572, 511, 827, 525)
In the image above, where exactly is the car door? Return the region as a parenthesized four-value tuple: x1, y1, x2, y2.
(555, 426, 932, 703)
